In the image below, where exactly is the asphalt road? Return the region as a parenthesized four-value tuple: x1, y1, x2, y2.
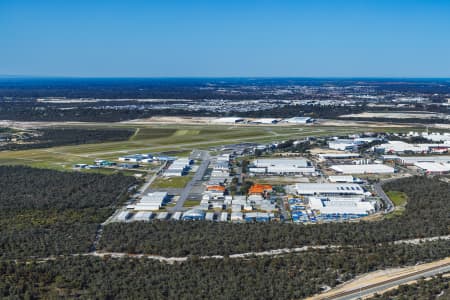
(329, 263, 450, 300)
(138, 161, 168, 195)
(169, 150, 210, 212)
(373, 182, 394, 213)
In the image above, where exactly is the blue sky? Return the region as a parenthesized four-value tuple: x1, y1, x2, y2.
(1, 0, 450, 77)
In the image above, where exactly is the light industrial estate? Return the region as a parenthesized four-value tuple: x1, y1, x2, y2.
(72, 128, 450, 224)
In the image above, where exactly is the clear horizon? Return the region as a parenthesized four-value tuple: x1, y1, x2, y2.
(2, 0, 450, 78)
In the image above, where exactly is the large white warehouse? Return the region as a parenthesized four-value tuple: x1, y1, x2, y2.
(134, 192, 168, 211)
(330, 164, 395, 174)
(254, 158, 309, 168)
(295, 183, 366, 196)
(252, 158, 315, 174)
(414, 162, 450, 174)
(375, 141, 444, 154)
(391, 155, 450, 166)
(309, 197, 375, 215)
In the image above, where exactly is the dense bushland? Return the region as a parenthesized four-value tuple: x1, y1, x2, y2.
(0, 128, 134, 150)
(0, 241, 448, 299)
(0, 166, 136, 259)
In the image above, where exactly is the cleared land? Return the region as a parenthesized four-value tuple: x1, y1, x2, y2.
(151, 175, 193, 189)
(386, 191, 408, 207)
(386, 190, 408, 218)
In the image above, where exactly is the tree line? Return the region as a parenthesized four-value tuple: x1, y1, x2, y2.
(0, 127, 134, 151)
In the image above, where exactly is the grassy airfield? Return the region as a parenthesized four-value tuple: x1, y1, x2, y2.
(0, 122, 420, 172)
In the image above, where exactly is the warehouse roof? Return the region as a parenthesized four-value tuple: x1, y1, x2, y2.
(284, 117, 312, 123)
(397, 156, 450, 164)
(414, 162, 450, 173)
(253, 158, 309, 168)
(328, 175, 356, 183)
(295, 183, 365, 195)
(318, 153, 361, 159)
(248, 184, 273, 194)
(331, 164, 395, 174)
(213, 117, 245, 123)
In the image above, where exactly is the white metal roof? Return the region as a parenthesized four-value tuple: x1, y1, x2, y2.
(309, 197, 375, 215)
(398, 156, 450, 164)
(414, 162, 450, 173)
(254, 158, 309, 168)
(295, 183, 365, 195)
(318, 153, 361, 159)
(183, 209, 205, 217)
(284, 117, 311, 123)
(328, 175, 355, 183)
(331, 164, 394, 174)
(133, 211, 152, 221)
(213, 117, 245, 123)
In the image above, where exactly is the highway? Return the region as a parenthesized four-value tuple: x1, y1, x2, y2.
(169, 150, 210, 212)
(324, 262, 450, 300)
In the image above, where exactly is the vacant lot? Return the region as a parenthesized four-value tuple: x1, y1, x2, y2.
(386, 191, 408, 206)
(151, 175, 193, 189)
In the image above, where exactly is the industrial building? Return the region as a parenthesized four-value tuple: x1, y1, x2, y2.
(330, 164, 395, 174)
(414, 162, 450, 174)
(386, 155, 450, 166)
(328, 175, 362, 183)
(245, 212, 271, 222)
(248, 184, 273, 195)
(317, 153, 361, 160)
(251, 118, 279, 124)
(374, 141, 448, 154)
(283, 117, 314, 124)
(156, 212, 168, 220)
(328, 137, 380, 152)
(231, 212, 244, 222)
(309, 197, 376, 216)
(251, 158, 315, 175)
(220, 212, 228, 222)
(295, 183, 366, 196)
(116, 211, 131, 222)
(171, 212, 182, 220)
(422, 132, 450, 143)
(163, 158, 191, 177)
(132, 211, 153, 221)
(133, 192, 168, 211)
(118, 154, 153, 163)
(182, 209, 205, 221)
(212, 117, 245, 123)
(328, 139, 363, 151)
(205, 212, 215, 221)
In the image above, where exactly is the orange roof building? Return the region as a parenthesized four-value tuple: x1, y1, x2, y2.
(248, 184, 273, 195)
(206, 185, 226, 192)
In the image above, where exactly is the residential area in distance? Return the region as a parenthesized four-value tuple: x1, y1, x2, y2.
(1, 78, 449, 299)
